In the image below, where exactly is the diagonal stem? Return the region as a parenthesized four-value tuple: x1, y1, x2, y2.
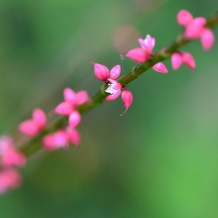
(19, 12, 218, 157)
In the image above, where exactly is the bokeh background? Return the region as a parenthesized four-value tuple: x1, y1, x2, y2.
(1, 0, 218, 217)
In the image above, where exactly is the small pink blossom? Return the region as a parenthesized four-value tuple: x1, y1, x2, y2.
(0, 136, 14, 151)
(125, 34, 168, 73)
(120, 87, 133, 116)
(152, 62, 168, 74)
(177, 10, 193, 26)
(0, 169, 22, 193)
(68, 110, 81, 129)
(92, 63, 110, 81)
(105, 89, 122, 101)
(125, 48, 148, 63)
(105, 79, 122, 101)
(92, 63, 121, 82)
(105, 79, 122, 94)
(43, 127, 81, 150)
(43, 130, 69, 150)
(0, 136, 26, 168)
(182, 52, 196, 70)
(75, 91, 89, 105)
(67, 128, 81, 146)
(177, 10, 215, 50)
(138, 34, 156, 56)
(55, 88, 88, 116)
(200, 28, 215, 50)
(171, 51, 196, 70)
(171, 52, 183, 70)
(1, 148, 26, 168)
(18, 108, 47, 137)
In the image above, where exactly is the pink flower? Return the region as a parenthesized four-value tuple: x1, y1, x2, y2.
(67, 127, 81, 146)
(171, 51, 196, 70)
(0, 169, 22, 193)
(120, 87, 133, 116)
(105, 79, 122, 101)
(43, 127, 81, 150)
(177, 10, 215, 50)
(152, 62, 168, 74)
(0, 136, 26, 168)
(200, 28, 215, 51)
(18, 108, 47, 137)
(68, 110, 81, 128)
(125, 48, 148, 63)
(43, 130, 69, 150)
(55, 88, 88, 116)
(92, 63, 121, 82)
(138, 34, 156, 56)
(125, 34, 168, 73)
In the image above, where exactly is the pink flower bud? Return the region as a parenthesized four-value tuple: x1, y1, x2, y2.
(138, 34, 156, 56)
(42, 134, 56, 150)
(171, 52, 183, 70)
(1, 149, 26, 168)
(105, 89, 121, 101)
(105, 78, 122, 95)
(152, 62, 168, 74)
(177, 10, 193, 26)
(19, 108, 47, 137)
(92, 63, 110, 81)
(120, 88, 133, 116)
(69, 111, 81, 128)
(125, 48, 148, 63)
(200, 28, 215, 50)
(54, 102, 74, 116)
(67, 128, 81, 146)
(182, 52, 196, 70)
(53, 130, 69, 148)
(75, 91, 89, 105)
(18, 120, 40, 137)
(32, 108, 47, 129)
(110, 65, 121, 79)
(0, 169, 22, 193)
(64, 88, 76, 103)
(0, 136, 14, 151)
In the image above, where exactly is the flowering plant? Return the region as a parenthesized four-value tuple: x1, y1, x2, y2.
(0, 9, 218, 193)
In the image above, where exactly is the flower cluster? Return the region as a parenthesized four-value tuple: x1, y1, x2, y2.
(171, 10, 215, 71)
(93, 63, 133, 114)
(0, 136, 26, 193)
(18, 88, 88, 151)
(19, 108, 47, 137)
(177, 10, 215, 50)
(42, 88, 88, 150)
(125, 34, 168, 73)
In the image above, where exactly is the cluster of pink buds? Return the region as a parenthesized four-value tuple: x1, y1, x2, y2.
(177, 10, 215, 50)
(42, 88, 88, 150)
(18, 88, 88, 151)
(18, 108, 47, 137)
(93, 63, 133, 114)
(125, 34, 168, 74)
(0, 136, 26, 193)
(171, 10, 215, 71)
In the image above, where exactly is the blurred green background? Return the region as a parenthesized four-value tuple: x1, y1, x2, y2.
(1, 0, 218, 217)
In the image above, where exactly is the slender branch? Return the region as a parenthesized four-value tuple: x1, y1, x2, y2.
(19, 12, 218, 157)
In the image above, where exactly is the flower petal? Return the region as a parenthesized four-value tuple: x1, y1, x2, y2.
(125, 48, 148, 63)
(92, 62, 110, 81)
(171, 52, 183, 70)
(177, 10, 193, 26)
(110, 65, 121, 79)
(152, 62, 168, 74)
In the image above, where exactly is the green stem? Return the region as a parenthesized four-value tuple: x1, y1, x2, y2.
(19, 12, 218, 157)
